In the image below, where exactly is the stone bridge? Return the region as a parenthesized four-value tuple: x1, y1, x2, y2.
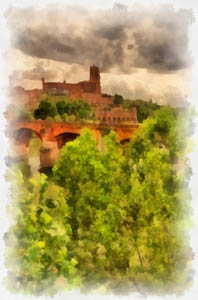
(7, 120, 139, 167)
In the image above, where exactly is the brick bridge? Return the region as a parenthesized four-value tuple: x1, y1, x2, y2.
(8, 120, 138, 167)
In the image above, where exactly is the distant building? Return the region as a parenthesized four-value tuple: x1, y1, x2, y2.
(95, 107, 137, 123)
(42, 65, 112, 106)
(8, 65, 138, 124)
(42, 65, 101, 95)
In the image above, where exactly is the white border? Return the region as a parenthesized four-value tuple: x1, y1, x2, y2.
(0, 1, 197, 299)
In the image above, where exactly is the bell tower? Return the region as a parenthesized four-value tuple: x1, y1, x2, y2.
(42, 77, 45, 90)
(89, 65, 101, 94)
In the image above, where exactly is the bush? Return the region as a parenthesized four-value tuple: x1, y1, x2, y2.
(34, 100, 57, 120)
(113, 94, 123, 105)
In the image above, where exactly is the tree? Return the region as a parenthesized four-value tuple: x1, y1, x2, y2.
(5, 172, 81, 295)
(124, 106, 193, 292)
(56, 100, 93, 121)
(113, 94, 123, 105)
(52, 130, 132, 290)
(5, 106, 193, 295)
(56, 101, 68, 116)
(34, 100, 57, 120)
(132, 99, 160, 123)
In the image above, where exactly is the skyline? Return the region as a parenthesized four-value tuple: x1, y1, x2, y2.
(5, 3, 194, 107)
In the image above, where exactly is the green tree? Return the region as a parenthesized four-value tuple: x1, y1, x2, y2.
(5, 106, 193, 296)
(5, 172, 81, 295)
(132, 99, 160, 122)
(56, 100, 93, 121)
(113, 94, 123, 105)
(74, 100, 92, 120)
(124, 106, 193, 292)
(56, 100, 67, 116)
(34, 100, 57, 120)
(52, 130, 132, 290)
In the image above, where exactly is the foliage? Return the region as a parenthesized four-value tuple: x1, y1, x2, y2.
(33, 98, 93, 121)
(5, 106, 193, 296)
(122, 99, 132, 110)
(132, 99, 160, 123)
(113, 93, 123, 105)
(34, 99, 57, 120)
(124, 106, 193, 291)
(98, 126, 111, 136)
(5, 172, 81, 296)
(56, 99, 93, 120)
(121, 98, 160, 122)
(52, 130, 130, 291)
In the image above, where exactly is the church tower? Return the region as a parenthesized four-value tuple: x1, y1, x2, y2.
(89, 65, 101, 94)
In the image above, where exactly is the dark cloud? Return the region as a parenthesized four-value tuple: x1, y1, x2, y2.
(6, 3, 193, 74)
(128, 44, 134, 50)
(132, 6, 193, 72)
(14, 28, 76, 60)
(133, 32, 188, 72)
(94, 25, 126, 41)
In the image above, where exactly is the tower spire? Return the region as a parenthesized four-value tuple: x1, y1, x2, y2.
(90, 65, 100, 82)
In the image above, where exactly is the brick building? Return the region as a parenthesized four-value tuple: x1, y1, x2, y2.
(8, 66, 138, 124)
(42, 65, 112, 106)
(95, 107, 137, 123)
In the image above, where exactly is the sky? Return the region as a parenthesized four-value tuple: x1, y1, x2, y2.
(0, 1, 198, 300)
(1, 0, 196, 107)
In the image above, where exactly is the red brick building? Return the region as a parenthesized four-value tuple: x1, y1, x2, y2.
(95, 107, 137, 123)
(42, 65, 112, 106)
(8, 66, 138, 124)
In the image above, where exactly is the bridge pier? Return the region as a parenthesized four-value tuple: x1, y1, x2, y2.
(40, 141, 60, 168)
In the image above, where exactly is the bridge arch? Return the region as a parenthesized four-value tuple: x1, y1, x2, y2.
(12, 128, 42, 146)
(120, 138, 130, 145)
(55, 132, 80, 149)
(53, 126, 82, 137)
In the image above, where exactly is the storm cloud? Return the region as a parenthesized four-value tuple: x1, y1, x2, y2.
(5, 3, 193, 74)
